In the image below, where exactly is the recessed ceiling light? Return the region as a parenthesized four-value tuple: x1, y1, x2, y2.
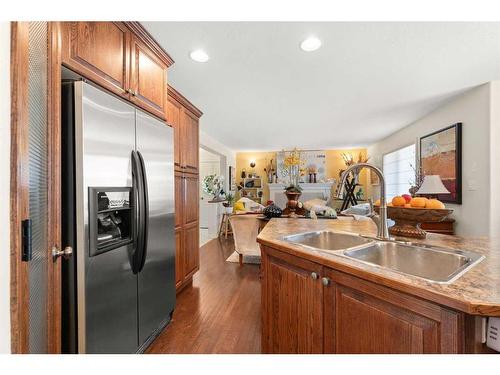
(300, 37, 322, 52)
(189, 49, 209, 63)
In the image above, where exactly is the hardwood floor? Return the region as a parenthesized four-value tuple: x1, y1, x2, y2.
(147, 237, 262, 354)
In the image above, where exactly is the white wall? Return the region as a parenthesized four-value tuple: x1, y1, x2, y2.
(199, 130, 236, 244)
(0, 21, 11, 353)
(489, 82, 500, 238)
(200, 129, 236, 170)
(199, 129, 236, 192)
(368, 83, 492, 237)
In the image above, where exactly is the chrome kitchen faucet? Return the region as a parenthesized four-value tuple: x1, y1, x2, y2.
(336, 162, 390, 240)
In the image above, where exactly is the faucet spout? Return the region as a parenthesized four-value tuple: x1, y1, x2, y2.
(337, 162, 390, 240)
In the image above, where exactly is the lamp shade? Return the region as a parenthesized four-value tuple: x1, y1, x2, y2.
(416, 175, 450, 195)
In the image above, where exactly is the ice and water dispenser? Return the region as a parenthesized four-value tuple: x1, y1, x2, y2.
(88, 187, 133, 256)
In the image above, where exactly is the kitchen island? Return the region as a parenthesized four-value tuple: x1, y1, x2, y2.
(257, 217, 500, 354)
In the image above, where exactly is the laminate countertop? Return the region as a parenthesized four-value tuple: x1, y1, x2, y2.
(257, 217, 500, 316)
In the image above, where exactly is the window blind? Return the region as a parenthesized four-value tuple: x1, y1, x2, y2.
(383, 144, 416, 199)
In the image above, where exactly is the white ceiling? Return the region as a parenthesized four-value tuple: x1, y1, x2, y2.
(143, 22, 500, 151)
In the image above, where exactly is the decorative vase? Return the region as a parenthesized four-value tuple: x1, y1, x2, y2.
(409, 186, 418, 197)
(225, 206, 234, 214)
(284, 191, 302, 216)
(263, 204, 282, 219)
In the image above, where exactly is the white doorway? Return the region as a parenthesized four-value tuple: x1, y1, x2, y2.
(199, 147, 226, 246)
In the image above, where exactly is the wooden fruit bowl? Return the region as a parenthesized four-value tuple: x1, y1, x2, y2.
(375, 206, 453, 239)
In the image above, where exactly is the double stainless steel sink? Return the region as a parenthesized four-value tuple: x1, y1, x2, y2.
(284, 231, 484, 284)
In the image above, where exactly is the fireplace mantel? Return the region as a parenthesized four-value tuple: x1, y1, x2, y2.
(268, 182, 335, 208)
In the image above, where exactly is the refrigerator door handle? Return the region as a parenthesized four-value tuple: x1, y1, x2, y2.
(131, 150, 145, 274)
(137, 151, 149, 273)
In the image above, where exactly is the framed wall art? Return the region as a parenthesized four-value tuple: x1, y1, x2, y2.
(228, 165, 237, 191)
(419, 123, 462, 204)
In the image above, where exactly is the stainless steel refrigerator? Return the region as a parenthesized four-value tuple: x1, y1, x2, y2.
(61, 81, 175, 353)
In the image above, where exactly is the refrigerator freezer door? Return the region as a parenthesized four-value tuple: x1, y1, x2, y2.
(135, 110, 176, 346)
(77, 82, 138, 353)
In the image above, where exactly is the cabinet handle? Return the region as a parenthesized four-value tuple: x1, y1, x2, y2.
(127, 88, 137, 96)
(321, 277, 330, 286)
(52, 246, 73, 261)
(311, 272, 319, 280)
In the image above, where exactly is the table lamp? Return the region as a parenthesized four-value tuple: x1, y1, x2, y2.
(416, 175, 450, 198)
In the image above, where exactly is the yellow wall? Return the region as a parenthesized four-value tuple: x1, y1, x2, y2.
(235, 151, 276, 203)
(324, 148, 369, 194)
(235, 149, 369, 204)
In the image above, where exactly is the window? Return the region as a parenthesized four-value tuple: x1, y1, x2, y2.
(383, 144, 416, 199)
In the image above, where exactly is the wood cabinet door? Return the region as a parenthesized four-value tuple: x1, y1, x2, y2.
(324, 269, 463, 354)
(332, 285, 439, 353)
(61, 22, 130, 98)
(129, 36, 168, 119)
(183, 174, 199, 226)
(174, 172, 183, 229)
(261, 247, 324, 354)
(183, 222, 200, 279)
(175, 229, 183, 288)
(167, 98, 182, 170)
(180, 109, 199, 173)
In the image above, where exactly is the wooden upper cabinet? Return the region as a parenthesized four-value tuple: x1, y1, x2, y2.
(61, 22, 174, 120)
(61, 22, 130, 97)
(167, 98, 182, 169)
(181, 109, 199, 173)
(168, 85, 202, 173)
(129, 36, 168, 119)
(261, 248, 324, 354)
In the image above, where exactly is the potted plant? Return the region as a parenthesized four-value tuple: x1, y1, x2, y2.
(202, 174, 224, 201)
(222, 192, 235, 214)
(282, 148, 304, 216)
(409, 163, 424, 197)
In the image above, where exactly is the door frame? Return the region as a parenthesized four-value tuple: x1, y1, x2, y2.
(198, 145, 227, 239)
(9, 21, 62, 354)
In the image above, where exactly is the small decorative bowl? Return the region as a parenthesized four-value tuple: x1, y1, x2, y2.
(263, 203, 283, 219)
(375, 206, 453, 239)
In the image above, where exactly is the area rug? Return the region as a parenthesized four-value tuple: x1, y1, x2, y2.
(226, 251, 261, 264)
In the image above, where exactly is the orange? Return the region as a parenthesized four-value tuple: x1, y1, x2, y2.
(404, 203, 412, 208)
(425, 199, 445, 209)
(410, 197, 427, 208)
(392, 196, 406, 207)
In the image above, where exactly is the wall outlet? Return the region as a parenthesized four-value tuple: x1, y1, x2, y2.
(467, 179, 478, 191)
(487, 317, 500, 352)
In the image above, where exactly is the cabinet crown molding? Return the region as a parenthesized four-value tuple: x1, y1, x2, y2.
(168, 84, 203, 118)
(124, 22, 175, 67)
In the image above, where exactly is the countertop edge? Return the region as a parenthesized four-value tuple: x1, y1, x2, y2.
(257, 236, 500, 317)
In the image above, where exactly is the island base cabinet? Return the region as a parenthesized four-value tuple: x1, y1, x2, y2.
(261, 246, 466, 354)
(323, 269, 465, 354)
(261, 247, 323, 354)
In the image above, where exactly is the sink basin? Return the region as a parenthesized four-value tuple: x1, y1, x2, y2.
(284, 231, 373, 251)
(344, 241, 484, 283)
